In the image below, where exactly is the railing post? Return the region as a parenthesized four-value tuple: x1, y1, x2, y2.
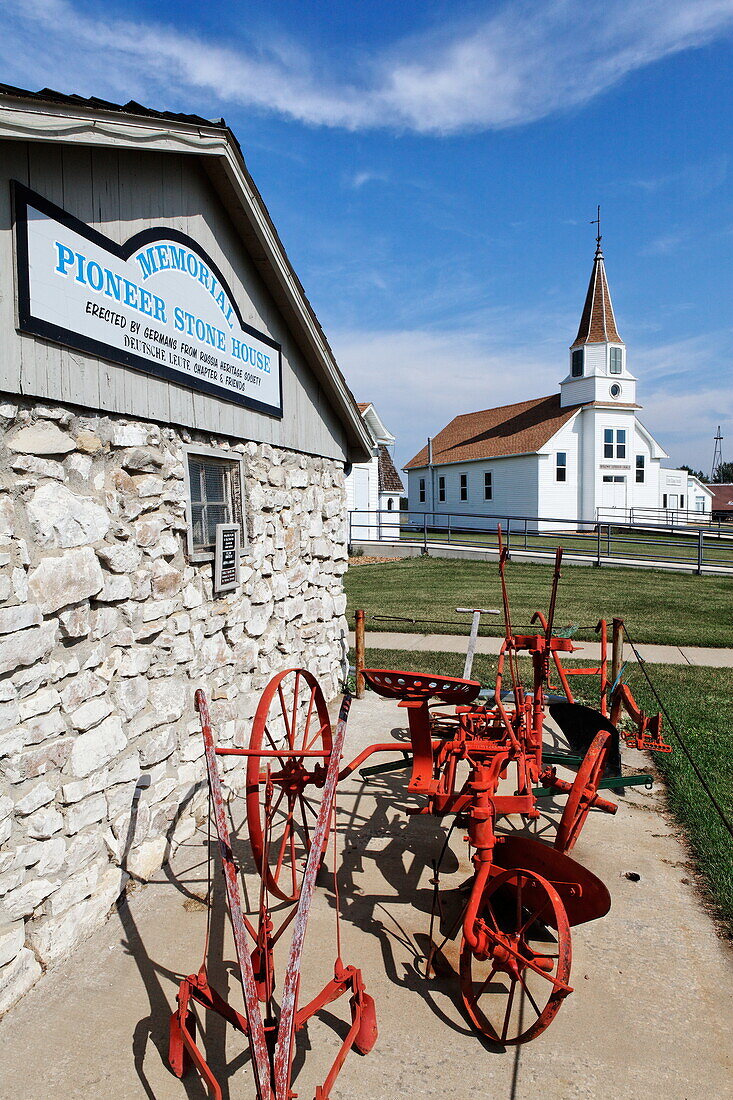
(423, 512, 428, 554)
(354, 609, 366, 699)
(697, 529, 704, 575)
(596, 522, 602, 566)
(447, 513, 451, 543)
(611, 618, 624, 688)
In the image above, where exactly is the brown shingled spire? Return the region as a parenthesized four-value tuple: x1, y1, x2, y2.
(572, 241, 622, 346)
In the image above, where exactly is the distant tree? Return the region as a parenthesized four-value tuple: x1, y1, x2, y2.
(681, 465, 708, 482)
(713, 461, 733, 483)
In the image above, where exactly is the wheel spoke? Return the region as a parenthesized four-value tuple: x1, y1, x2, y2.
(263, 724, 287, 767)
(277, 684, 294, 748)
(517, 897, 550, 940)
(500, 978, 518, 1043)
(517, 971, 544, 1019)
(475, 963, 499, 1001)
(291, 670, 301, 750)
(300, 685, 317, 751)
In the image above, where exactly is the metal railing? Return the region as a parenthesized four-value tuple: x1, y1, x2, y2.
(347, 508, 733, 574)
(596, 504, 725, 530)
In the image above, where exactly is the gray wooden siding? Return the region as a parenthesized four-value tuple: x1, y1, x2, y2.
(0, 141, 349, 461)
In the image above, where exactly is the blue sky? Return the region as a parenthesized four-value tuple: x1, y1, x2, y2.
(1, 0, 732, 473)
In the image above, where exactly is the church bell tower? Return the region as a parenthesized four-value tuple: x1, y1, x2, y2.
(560, 214, 637, 409)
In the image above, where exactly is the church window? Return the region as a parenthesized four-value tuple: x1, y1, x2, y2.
(438, 475, 446, 502)
(484, 471, 493, 500)
(610, 383, 621, 398)
(680, 495, 685, 509)
(419, 478, 426, 503)
(663, 493, 668, 508)
(603, 429, 614, 458)
(616, 429, 626, 459)
(610, 347, 622, 374)
(459, 473, 468, 502)
(636, 455, 645, 483)
(387, 497, 394, 511)
(556, 453, 567, 482)
(571, 348, 584, 377)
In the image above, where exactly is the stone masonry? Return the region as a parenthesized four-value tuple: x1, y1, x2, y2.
(0, 397, 349, 1015)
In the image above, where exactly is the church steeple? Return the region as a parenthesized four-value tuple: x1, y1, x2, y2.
(560, 214, 635, 410)
(572, 215, 622, 346)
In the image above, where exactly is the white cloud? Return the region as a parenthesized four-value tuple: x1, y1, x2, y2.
(2, 0, 733, 134)
(348, 170, 389, 190)
(332, 325, 731, 473)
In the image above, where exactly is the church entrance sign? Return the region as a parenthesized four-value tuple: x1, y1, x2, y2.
(14, 183, 283, 417)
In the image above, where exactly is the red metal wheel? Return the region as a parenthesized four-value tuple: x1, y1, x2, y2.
(246, 669, 333, 903)
(460, 868, 572, 1045)
(554, 729, 610, 854)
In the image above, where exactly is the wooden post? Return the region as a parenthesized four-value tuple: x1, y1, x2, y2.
(354, 609, 366, 699)
(611, 617, 624, 688)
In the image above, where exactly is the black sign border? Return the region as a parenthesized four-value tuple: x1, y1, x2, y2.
(13, 181, 284, 419)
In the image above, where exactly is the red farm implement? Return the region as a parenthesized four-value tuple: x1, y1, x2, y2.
(169, 531, 670, 1094)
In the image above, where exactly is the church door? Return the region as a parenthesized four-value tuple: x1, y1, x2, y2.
(601, 474, 627, 519)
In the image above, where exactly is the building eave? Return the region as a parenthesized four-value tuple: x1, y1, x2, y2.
(0, 89, 373, 463)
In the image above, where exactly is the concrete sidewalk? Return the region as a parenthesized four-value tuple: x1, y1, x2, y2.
(350, 630, 733, 668)
(0, 692, 730, 1098)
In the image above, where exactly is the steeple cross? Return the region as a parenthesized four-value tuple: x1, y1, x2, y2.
(590, 205, 602, 250)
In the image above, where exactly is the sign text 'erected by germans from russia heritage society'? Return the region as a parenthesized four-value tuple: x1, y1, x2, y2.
(14, 183, 283, 418)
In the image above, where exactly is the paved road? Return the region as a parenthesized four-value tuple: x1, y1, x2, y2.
(0, 694, 731, 1099)
(351, 630, 733, 668)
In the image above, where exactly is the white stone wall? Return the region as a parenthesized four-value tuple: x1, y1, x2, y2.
(0, 396, 348, 1015)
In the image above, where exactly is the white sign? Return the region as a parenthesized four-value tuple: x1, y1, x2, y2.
(14, 183, 282, 418)
(214, 524, 241, 594)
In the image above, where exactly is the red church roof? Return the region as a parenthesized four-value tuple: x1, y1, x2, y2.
(405, 393, 580, 469)
(572, 245, 622, 346)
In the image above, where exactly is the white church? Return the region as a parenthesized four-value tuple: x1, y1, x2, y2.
(405, 236, 712, 530)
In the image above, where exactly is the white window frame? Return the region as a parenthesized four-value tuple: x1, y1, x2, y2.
(438, 475, 446, 502)
(556, 452, 567, 483)
(459, 473, 468, 502)
(418, 477, 426, 503)
(484, 470, 492, 501)
(609, 347, 622, 374)
(183, 444, 248, 563)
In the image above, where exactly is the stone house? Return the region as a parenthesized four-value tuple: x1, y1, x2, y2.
(0, 85, 372, 1014)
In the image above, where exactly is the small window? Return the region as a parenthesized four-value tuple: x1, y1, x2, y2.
(663, 493, 668, 508)
(438, 475, 446, 503)
(459, 473, 468, 502)
(571, 348, 584, 377)
(484, 471, 492, 501)
(609, 347, 622, 374)
(387, 498, 394, 511)
(556, 452, 567, 482)
(636, 455, 645, 483)
(680, 495, 684, 509)
(616, 429, 626, 459)
(604, 429, 614, 459)
(610, 383, 621, 398)
(186, 449, 245, 559)
(418, 478, 426, 503)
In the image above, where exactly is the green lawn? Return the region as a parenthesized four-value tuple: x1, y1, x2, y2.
(345, 556, 733, 648)
(356, 646, 733, 936)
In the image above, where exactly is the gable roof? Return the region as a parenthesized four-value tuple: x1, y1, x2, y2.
(710, 484, 733, 511)
(572, 244, 622, 346)
(377, 444, 404, 493)
(405, 394, 579, 469)
(0, 83, 373, 462)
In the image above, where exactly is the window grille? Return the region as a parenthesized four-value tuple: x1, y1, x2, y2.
(636, 455, 645, 483)
(186, 452, 244, 557)
(419, 478, 426, 503)
(459, 473, 468, 502)
(556, 453, 567, 482)
(571, 348, 584, 377)
(609, 347, 622, 374)
(438, 476, 446, 502)
(484, 471, 492, 500)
